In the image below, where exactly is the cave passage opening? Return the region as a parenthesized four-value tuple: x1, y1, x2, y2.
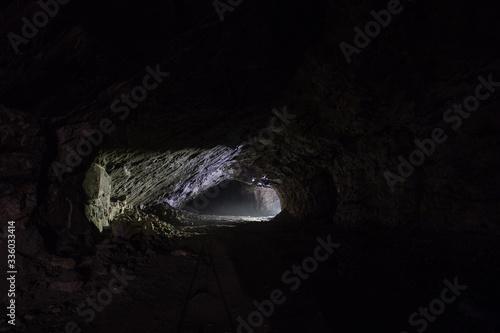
(182, 180, 282, 218)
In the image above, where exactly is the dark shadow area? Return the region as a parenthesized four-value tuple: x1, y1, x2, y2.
(1, 0, 500, 332)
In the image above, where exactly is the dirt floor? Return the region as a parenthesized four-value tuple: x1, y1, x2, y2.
(3, 216, 500, 333)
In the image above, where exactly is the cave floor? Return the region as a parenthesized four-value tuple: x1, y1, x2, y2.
(14, 219, 500, 333)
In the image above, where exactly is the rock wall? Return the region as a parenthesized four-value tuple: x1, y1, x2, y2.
(0, 106, 45, 229)
(252, 187, 282, 216)
(0, 0, 498, 241)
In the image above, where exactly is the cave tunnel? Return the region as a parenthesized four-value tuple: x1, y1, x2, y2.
(2, 0, 500, 332)
(183, 180, 282, 217)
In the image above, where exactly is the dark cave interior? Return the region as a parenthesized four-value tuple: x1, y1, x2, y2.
(183, 180, 282, 217)
(0, 0, 500, 332)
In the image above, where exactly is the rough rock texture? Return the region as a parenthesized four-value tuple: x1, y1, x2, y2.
(82, 164, 112, 231)
(0, 0, 498, 238)
(252, 186, 281, 216)
(0, 0, 499, 330)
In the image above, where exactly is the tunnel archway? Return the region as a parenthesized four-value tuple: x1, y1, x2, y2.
(182, 180, 282, 217)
